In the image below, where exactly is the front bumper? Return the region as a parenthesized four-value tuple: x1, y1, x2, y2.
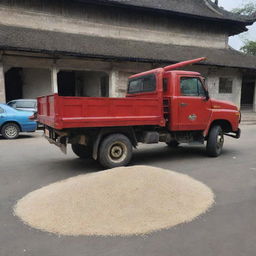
(236, 128, 241, 139)
(225, 128, 241, 139)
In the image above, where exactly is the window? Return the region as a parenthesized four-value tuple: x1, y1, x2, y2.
(0, 107, 4, 113)
(128, 74, 156, 94)
(7, 102, 16, 108)
(219, 78, 233, 94)
(180, 77, 206, 97)
(16, 101, 36, 108)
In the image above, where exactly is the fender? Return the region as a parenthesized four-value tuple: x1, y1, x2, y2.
(0, 120, 22, 131)
(92, 127, 138, 160)
(204, 110, 240, 137)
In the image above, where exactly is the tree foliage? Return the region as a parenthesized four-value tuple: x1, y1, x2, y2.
(232, 2, 256, 16)
(231, 1, 256, 56)
(240, 40, 256, 56)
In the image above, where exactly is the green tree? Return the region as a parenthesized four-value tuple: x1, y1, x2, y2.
(232, 2, 256, 16)
(232, 1, 256, 56)
(240, 40, 256, 55)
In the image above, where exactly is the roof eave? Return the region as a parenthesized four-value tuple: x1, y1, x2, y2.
(204, 0, 256, 24)
(75, 0, 256, 26)
(2, 46, 256, 71)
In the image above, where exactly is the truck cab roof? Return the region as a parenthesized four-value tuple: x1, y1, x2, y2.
(129, 69, 201, 80)
(165, 70, 201, 76)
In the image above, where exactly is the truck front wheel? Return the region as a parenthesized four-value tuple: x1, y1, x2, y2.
(99, 134, 132, 169)
(206, 125, 224, 157)
(71, 144, 92, 159)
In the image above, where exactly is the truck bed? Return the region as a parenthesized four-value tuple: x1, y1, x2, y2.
(37, 94, 165, 130)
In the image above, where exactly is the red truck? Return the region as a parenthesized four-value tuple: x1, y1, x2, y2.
(37, 58, 241, 168)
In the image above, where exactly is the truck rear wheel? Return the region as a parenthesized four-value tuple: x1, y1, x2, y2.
(99, 134, 132, 169)
(71, 144, 92, 159)
(206, 125, 224, 157)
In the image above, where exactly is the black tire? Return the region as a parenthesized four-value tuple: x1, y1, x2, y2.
(166, 140, 179, 148)
(71, 144, 92, 159)
(99, 134, 133, 169)
(206, 125, 224, 157)
(1, 122, 20, 139)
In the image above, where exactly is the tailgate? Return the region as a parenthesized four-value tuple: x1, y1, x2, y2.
(37, 94, 61, 129)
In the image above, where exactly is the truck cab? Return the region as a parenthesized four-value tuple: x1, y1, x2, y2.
(127, 67, 240, 140)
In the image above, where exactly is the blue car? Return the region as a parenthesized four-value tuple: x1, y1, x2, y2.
(0, 104, 37, 139)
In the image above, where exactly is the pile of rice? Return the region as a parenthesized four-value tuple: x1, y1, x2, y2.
(14, 166, 214, 236)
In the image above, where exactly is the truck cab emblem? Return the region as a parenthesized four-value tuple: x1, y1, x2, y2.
(188, 114, 197, 121)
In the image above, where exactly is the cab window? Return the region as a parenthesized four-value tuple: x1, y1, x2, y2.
(128, 74, 156, 94)
(180, 77, 206, 97)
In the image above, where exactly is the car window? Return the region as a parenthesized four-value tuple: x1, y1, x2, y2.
(7, 102, 16, 108)
(16, 101, 36, 108)
(180, 77, 206, 97)
(0, 107, 4, 113)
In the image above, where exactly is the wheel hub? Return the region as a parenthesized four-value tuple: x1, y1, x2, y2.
(5, 126, 18, 138)
(111, 145, 123, 158)
(108, 142, 128, 163)
(217, 134, 224, 149)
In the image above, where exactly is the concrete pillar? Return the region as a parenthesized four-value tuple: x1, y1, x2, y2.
(235, 77, 242, 109)
(253, 80, 256, 112)
(0, 63, 6, 103)
(109, 70, 119, 97)
(51, 67, 59, 93)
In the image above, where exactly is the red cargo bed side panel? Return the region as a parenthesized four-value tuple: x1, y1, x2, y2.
(38, 94, 164, 129)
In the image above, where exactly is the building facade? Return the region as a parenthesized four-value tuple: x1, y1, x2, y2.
(0, 0, 256, 111)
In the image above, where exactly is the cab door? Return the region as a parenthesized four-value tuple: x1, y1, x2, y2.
(177, 76, 211, 130)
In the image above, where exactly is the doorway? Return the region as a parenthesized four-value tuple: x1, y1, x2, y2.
(5, 68, 23, 102)
(57, 71, 76, 96)
(241, 79, 255, 111)
(57, 70, 109, 97)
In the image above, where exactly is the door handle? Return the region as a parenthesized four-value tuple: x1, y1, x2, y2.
(180, 103, 188, 107)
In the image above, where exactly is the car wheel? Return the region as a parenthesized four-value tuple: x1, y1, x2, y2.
(99, 134, 133, 169)
(1, 123, 20, 139)
(71, 144, 93, 159)
(206, 125, 224, 157)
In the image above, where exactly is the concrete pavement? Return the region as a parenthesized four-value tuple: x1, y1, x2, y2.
(0, 125, 256, 256)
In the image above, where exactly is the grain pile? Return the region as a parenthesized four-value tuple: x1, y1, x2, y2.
(14, 166, 214, 236)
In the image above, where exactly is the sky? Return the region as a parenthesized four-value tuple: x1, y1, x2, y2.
(218, 0, 256, 50)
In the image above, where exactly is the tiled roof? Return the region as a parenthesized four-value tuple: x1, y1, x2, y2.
(1, 25, 256, 70)
(75, 0, 256, 24)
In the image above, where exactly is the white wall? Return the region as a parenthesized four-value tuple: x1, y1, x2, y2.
(22, 68, 52, 99)
(206, 68, 242, 108)
(3, 56, 244, 107)
(181, 65, 242, 108)
(76, 71, 108, 97)
(109, 70, 134, 97)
